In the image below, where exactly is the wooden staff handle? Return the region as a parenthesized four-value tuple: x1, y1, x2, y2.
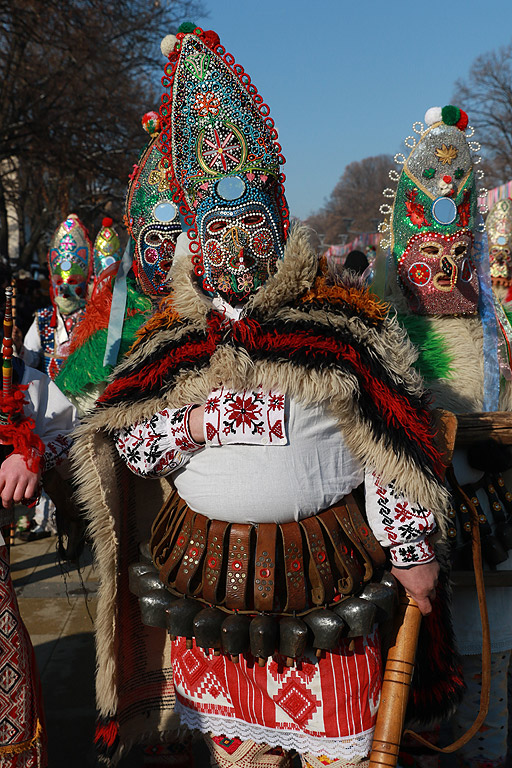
(368, 592, 422, 768)
(2, 287, 13, 399)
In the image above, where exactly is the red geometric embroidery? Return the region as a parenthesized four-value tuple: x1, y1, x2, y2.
(274, 675, 320, 726)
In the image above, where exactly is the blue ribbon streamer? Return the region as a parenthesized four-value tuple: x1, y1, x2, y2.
(474, 220, 500, 411)
(103, 239, 133, 369)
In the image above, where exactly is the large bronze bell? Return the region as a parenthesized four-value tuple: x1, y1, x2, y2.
(249, 615, 278, 666)
(333, 597, 377, 637)
(359, 582, 396, 623)
(278, 616, 308, 666)
(304, 609, 345, 657)
(193, 607, 226, 655)
(166, 598, 202, 648)
(221, 614, 251, 663)
(128, 562, 156, 596)
(139, 589, 176, 629)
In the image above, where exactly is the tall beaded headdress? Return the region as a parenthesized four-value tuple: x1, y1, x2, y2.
(93, 217, 122, 283)
(125, 110, 183, 297)
(379, 105, 488, 316)
(158, 23, 289, 299)
(48, 213, 93, 317)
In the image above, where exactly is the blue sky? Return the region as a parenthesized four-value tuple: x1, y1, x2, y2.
(182, 0, 512, 220)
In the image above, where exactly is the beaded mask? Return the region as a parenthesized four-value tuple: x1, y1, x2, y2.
(48, 214, 92, 315)
(159, 24, 289, 303)
(486, 198, 512, 288)
(125, 111, 182, 297)
(93, 217, 122, 281)
(381, 105, 482, 316)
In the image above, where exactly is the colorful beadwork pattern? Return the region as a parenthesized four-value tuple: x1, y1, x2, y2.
(48, 214, 92, 313)
(125, 113, 182, 297)
(382, 105, 482, 316)
(486, 198, 512, 288)
(158, 26, 289, 302)
(37, 305, 85, 379)
(93, 217, 122, 279)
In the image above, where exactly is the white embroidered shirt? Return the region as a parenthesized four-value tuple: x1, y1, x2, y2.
(114, 388, 435, 567)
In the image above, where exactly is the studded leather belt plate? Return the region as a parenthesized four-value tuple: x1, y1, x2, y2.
(150, 488, 386, 615)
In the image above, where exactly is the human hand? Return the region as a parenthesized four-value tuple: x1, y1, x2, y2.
(391, 559, 439, 616)
(188, 405, 206, 444)
(13, 326, 23, 354)
(0, 453, 41, 509)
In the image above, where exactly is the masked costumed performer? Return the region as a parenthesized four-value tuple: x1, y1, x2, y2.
(381, 104, 512, 768)
(17, 214, 92, 380)
(71, 26, 464, 768)
(0, 289, 79, 767)
(56, 112, 182, 417)
(13, 215, 92, 538)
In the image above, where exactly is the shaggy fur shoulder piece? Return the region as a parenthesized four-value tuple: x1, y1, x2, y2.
(75, 225, 450, 522)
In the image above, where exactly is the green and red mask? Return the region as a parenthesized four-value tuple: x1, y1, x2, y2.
(126, 112, 182, 297)
(386, 105, 480, 316)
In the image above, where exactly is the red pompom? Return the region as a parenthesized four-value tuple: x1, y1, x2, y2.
(102, 217, 113, 228)
(456, 110, 469, 131)
(201, 30, 220, 49)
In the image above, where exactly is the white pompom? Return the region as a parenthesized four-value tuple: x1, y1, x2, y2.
(424, 107, 442, 126)
(161, 34, 177, 57)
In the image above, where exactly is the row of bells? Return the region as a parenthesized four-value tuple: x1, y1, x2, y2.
(129, 546, 398, 666)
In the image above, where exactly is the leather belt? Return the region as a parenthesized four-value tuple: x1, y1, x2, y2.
(150, 489, 386, 615)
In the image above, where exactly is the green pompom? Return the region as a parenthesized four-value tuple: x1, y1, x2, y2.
(442, 105, 461, 126)
(178, 21, 196, 34)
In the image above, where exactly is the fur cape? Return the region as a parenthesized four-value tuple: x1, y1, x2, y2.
(71, 226, 453, 763)
(84, 225, 449, 518)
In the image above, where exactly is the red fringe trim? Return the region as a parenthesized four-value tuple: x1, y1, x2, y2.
(94, 716, 119, 759)
(67, 281, 113, 354)
(0, 388, 45, 474)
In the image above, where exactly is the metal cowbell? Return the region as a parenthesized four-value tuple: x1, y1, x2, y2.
(334, 597, 377, 637)
(278, 616, 308, 666)
(249, 615, 278, 666)
(137, 571, 166, 596)
(359, 582, 396, 623)
(221, 614, 251, 663)
(139, 540, 153, 563)
(128, 562, 158, 596)
(166, 598, 202, 647)
(193, 607, 226, 654)
(139, 589, 176, 628)
(304, 609, 345, 656)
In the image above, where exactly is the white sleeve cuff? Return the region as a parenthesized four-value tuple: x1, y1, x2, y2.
(389, 537, 436, 567)
(204, 387, 287, 447)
